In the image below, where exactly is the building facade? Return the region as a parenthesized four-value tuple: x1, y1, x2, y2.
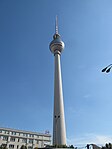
(0, 127, 51, 149)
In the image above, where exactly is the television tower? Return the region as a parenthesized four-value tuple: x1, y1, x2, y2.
(49, 16, 66, 146)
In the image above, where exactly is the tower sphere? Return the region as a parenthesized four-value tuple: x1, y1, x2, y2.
(50, 33, 65, 54)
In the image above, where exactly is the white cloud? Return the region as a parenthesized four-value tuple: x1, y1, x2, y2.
(67, 133, 112, 147)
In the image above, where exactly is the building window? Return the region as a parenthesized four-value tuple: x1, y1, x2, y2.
(0, 130, 2, 133)
(36, 140, 39, 144)
(3, 136, 8, 141)
(9, 145, 14, 149)
(10, 137, 15, 142)
(11, 132, 16, 135)
(28, 146, 32, 149)
(26, 134, 28, 137)
(22, 139, 27, 143)
(29, 139, 33, 144)
(36, 135, 39, 138)
(18, 138, 20, 142)
(23, 133, 28, 137)
(17, 145, 19, 149)
(29, 134, 34, 138)
(4, 131, 9, 134)
(23, 133, 25, 137)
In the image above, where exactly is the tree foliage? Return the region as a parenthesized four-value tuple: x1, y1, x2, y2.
(102, 143, 112, 149)
(0, 144, 7, 149)
(34, 147, 38, 149)
(20, 145, 27, 149)
(46, 144, 74, 148)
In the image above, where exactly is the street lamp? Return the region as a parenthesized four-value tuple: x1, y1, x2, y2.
(102, 64, 112, 73)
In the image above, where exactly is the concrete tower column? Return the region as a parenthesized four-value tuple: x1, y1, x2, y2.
(53, 51, 66, 145)
(49, 17, 66, 146)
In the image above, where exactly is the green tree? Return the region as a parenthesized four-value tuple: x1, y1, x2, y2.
(102, 143, 112, 149)
(69, 145, 74, 148)
(109, 143, 112, 149)
(34, 147, 38, 149)
(20, 145, 27, 149)
(0, 144, 7, 149)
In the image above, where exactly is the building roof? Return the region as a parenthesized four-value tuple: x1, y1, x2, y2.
(0, 127, 51, 137)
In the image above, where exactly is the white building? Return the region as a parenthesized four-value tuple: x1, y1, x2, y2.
(0, 127, 51, 149)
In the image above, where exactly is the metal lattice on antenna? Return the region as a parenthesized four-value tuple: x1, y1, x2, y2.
(55, 15, 58, 34)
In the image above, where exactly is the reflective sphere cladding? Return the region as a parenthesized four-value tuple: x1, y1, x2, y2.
(50, 37, 65, 54)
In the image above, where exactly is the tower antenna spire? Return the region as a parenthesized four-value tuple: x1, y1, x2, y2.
(55, 15, 58, 34)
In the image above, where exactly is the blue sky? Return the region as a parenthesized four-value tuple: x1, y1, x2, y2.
(1, 0, 112, 147)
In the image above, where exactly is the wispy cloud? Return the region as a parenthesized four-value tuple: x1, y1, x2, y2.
(83, 94, 91, 99)
(67, 133, 112, 147)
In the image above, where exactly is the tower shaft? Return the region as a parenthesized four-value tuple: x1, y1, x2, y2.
(53, 52, 66, 145)
(49, 17, 66, 146)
